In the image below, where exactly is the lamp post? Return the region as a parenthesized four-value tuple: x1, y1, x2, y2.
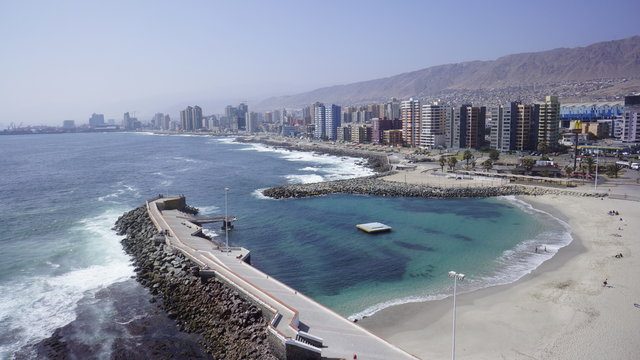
(448, 271, 465, 360)
(594, 151, 599, 189)
(572, 120, 582, 172)
(224, 187, 229, 253)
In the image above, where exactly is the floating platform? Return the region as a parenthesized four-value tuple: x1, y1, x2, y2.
(356, 222, 392, 233)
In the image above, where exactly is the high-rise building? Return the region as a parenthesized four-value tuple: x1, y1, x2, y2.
(180, 106, 203, 131)
(314, 103, 341, 140)
(401, 98, 421, 147)
(352, 124, 372, 143)
(89, 113, 105, 127)
(152, 113, 165, 130)
(386, 98, 401, 120)
(620, 95, 640, 142)
(516, 104, 539, 151)
(247, 112, 260, 133)
(337, 125, 352, 142)
(420, 102, 449, 149)
(445, 106, 467, 149)
(464, 106, 486, 149)
(62, 120, 75, 129)
(122, 112, 138, 130)
(372, 118, 393, 144)
(537, 96, 560, 149)
(302, 106, 312, 125)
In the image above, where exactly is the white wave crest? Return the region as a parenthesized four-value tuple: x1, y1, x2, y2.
(285, 174, 325, 184)
(0, 209, 134, 357)
(252, 189, 273, 200)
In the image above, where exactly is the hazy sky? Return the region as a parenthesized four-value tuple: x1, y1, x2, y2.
(1, 0, 638, 126)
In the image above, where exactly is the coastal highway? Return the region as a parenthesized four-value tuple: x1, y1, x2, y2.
(147, 196, 418, 360)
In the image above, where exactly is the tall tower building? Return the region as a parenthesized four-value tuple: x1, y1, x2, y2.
(445, 106, 467, 149)
(314, 103, 341, 140)
(537, 96, 560, 149)
(464, 105, 486, 149)
(180, 106, 203, 131)
(490, 104, 514, 151)
(515, 104, 539, 151)
(237, 103, 248, 130)
(621, 95, 640, 142)
(89, 113, 105, 127)
(314, 104, 326, 139)
(420, 102, 449, 149)
(401, 98, 421, 147)
(386, 98, 401, 120)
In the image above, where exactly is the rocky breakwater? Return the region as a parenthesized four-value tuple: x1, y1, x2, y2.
(115, 206, 277, 360)
(236, 136, 391, 172)
(263, 177, 607, 199)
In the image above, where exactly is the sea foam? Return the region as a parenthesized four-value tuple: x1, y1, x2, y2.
(0, 209, 134, 357)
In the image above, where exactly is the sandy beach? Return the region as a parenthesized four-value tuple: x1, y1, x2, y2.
(361, 187, 640, 359)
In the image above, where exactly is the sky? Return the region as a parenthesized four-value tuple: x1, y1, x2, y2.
(0, 0, 639, 127)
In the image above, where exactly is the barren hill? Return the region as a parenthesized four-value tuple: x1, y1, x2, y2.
(256, 36, 640, 109)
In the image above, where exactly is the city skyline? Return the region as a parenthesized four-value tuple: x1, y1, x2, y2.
(1, 0, 639, 127)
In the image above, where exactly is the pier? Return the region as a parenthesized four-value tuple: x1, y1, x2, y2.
(145, 195, 418, 360)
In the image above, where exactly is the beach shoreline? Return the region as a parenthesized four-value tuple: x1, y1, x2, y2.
(359, 194, 640, 359)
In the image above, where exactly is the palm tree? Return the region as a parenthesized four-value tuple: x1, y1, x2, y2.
(482, 159, 493, 171)
(447, 156, 458, 170)
(438, 156, 446, 171)
(463, 150, 473, 167)
(564, 165, 574, 178)
(521, 158, 536, 174)
(584, 156, 595, 174)
(606, 163, 622, 178)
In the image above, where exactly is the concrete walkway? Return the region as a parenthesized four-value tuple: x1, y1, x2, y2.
(147, 197, 419, 360)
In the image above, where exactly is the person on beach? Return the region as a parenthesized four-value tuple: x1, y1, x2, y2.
(603, 279, 608, 287)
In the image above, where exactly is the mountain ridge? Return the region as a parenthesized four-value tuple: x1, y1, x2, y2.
(256, 36, 640, 109)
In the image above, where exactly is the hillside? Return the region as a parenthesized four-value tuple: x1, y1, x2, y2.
(256, 36, 640, 109)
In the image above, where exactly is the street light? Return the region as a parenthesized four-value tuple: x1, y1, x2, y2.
(448, 271, 465, 360)
(594, 151, 599, 189)
(224, 187, 229, 253)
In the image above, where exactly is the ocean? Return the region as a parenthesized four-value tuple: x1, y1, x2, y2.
(0, 132, 572, 358)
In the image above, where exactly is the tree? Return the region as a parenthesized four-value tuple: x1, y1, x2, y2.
(447, 156, 458, 170)
(463, 150, 473, 167)
(482, 159, 493, 171)
(537, 142, 549, 154)
(489, 149, 500, 161)
(521, 158, 536, 174)
(438, 156, 446, 171)
(564, 165, 574, 177)
(606, 163, 623, 178)
(584, 156, 595, 174)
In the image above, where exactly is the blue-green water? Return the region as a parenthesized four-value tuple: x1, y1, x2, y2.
(0, 133, 571, 357)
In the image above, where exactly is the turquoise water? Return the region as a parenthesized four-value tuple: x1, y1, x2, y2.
(237, 194, 569, 318)
(0, 133, 571, 356)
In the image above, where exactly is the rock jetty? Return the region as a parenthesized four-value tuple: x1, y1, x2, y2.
(115, 206, 277, 360)
(262, 177, 606, 199)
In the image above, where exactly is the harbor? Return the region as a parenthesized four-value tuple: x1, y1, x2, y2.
(145, 195, 418, 360)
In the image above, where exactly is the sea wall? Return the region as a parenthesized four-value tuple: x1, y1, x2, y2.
(115, 206, 277, 360)
(236, 137, 391, 172)
(262, 177, 607, 199)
